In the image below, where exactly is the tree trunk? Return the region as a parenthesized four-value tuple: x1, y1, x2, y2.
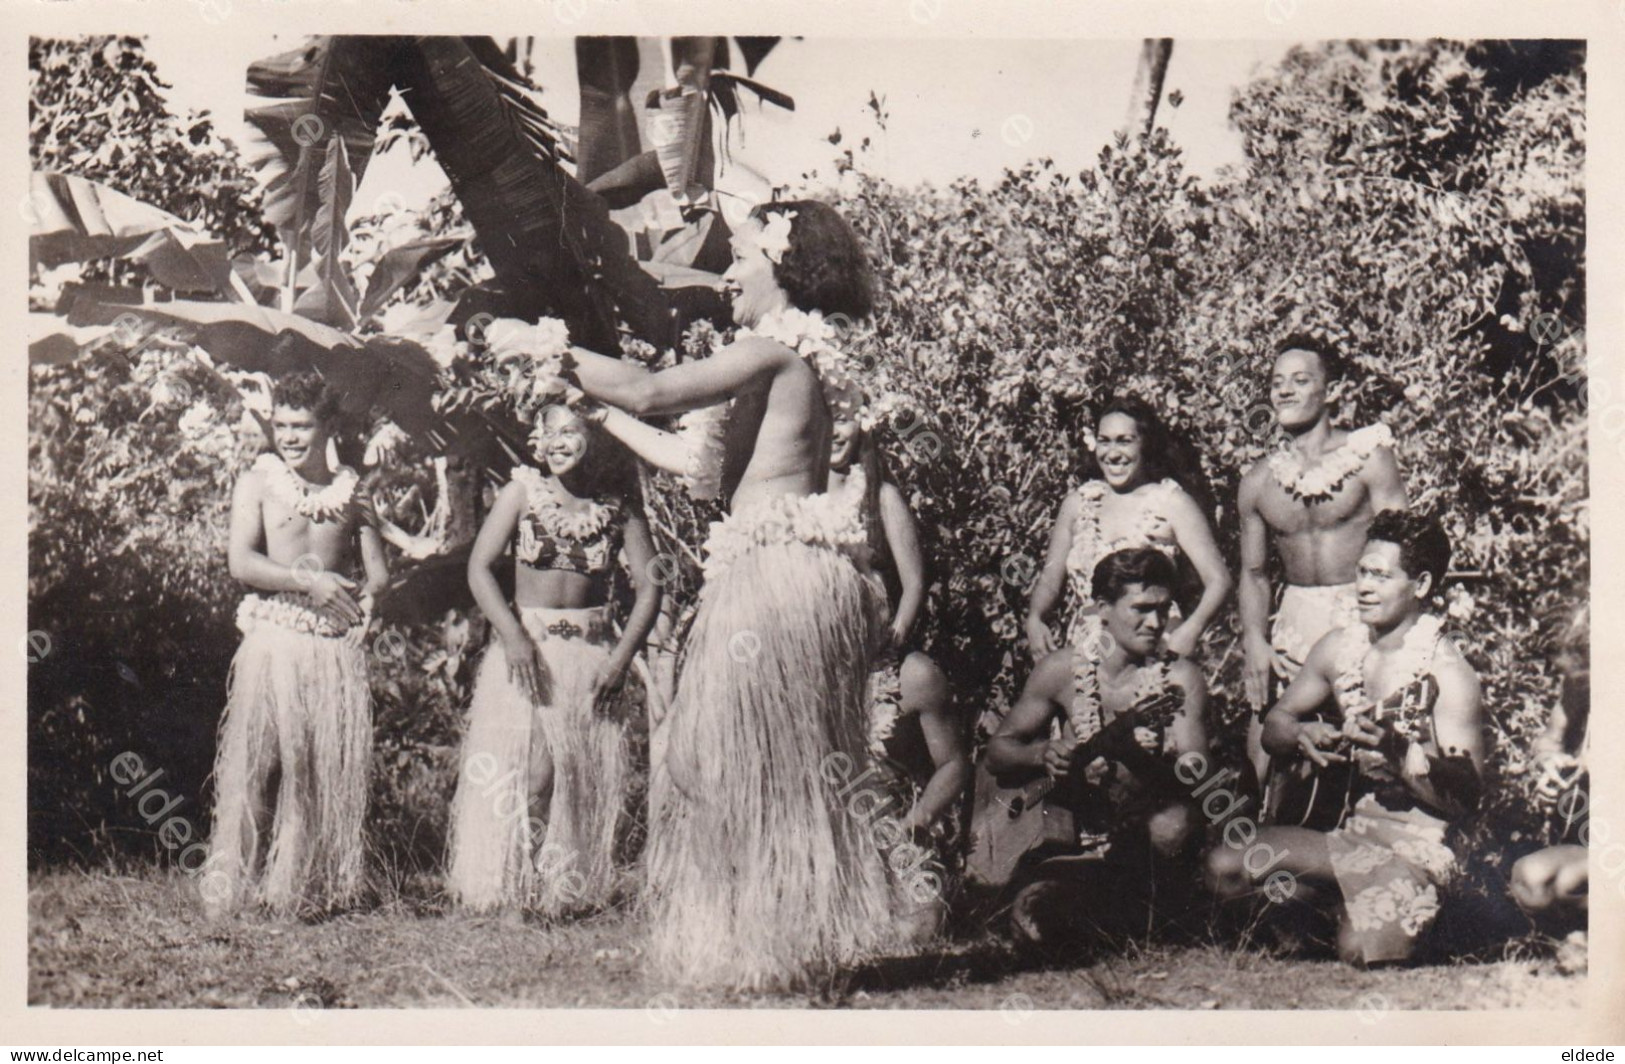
(1124, 39, 1174, 139)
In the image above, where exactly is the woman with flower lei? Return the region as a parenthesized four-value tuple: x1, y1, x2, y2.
(205, 372, 389, 919)
(489, 200, 893, 990)
(446, 401, 662, 917)
(1026, 395, 1231, 659)
(825, 380, 971, 945)
(1208, 510, 1485, 967)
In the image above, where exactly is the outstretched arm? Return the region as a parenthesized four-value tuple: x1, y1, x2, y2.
(569, 338, 789, 417)
(592, 407, 695, 478)
(1164, 488, 1233, 656)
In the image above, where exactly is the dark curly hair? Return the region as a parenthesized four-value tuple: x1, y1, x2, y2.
(271, 370, 343, 425)
(1274, 332, 1346, 384)
(749, 200, 875, 320)
(1080, 394, 1213, 513)
(1366, 508, 1451, 593)
(1091, 547, 1180, 605)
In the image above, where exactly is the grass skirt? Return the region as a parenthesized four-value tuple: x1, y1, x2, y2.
(446, 605, 628, 916)
(204, 595, 371, 917)
(645, 536, 891, 990)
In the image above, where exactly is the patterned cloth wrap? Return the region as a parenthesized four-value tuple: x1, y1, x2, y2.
(1269, 582, 1359, 690)
(1323, 619, 1460, 964)
(1062, 479, 1183, 647)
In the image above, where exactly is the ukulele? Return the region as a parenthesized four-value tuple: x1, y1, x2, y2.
(966, 686, 1185, 892)
(1264, 673, 1440, 831)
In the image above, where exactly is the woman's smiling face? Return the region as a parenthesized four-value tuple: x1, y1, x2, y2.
(1095, 411, 1146, 490)
(722, 216, 790, 327)
(536, 407, 591, 476)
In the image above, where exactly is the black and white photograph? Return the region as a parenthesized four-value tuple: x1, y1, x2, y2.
(13, 0, 1621, 1044)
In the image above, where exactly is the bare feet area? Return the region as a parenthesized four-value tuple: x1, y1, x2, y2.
(29, 870, 1584, 1012)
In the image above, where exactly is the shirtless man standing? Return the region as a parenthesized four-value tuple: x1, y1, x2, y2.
(1238, 336, 1407, 803)
(205, 372, 388, 917)
(493, 200, 894, 990)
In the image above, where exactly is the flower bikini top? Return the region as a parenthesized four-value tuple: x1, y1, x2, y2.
(508, 466, 624, 576)
(1065, 478, 1182, 603)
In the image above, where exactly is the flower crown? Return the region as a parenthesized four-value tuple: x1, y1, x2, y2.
(757, 209, 797, 265)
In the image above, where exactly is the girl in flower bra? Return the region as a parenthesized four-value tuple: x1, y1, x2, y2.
(447, 404, 662, 917)
(1026, 396, 1231, 659)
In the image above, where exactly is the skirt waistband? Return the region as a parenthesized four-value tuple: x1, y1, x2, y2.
(514, 604, 614, 643)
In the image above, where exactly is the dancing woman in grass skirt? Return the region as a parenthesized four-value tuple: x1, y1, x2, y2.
(447, 404, 661, 916)
(497, 201, 894, 989)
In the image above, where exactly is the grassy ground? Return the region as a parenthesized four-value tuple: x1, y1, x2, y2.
(28, 868, 1584, 1011)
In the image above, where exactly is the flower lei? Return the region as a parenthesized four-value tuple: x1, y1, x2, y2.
(1066, 479, 1180, 597)
(733, 305, 862, 403)
(699, 463, 870, 582)
(469, 316, 576, 419)
(254, 452, 358, 523)
(1068, 613, 1174, 744)
(1268, 423, 1394, 502)
(237, 591, 365, 640)
(510, 466, 621, 539)
(1334, 612, 1446, 759)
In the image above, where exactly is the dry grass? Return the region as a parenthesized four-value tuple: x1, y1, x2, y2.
(28, 868, 1584, 1012)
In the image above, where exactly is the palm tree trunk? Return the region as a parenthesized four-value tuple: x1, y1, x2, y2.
(1124, 39, 1174, 139)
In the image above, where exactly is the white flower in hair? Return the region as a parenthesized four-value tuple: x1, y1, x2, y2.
(758, 209, 797, 264)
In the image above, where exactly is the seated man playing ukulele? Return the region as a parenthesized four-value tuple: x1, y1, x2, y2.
(1206, 509, 1485, 967)
(986, 548, 1208, 952)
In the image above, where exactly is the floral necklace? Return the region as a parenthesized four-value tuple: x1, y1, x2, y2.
(1268, 423, 1394, 503)
(733, 306, 862, 399)
(1334, 612, 1445, 746)
(1067, 479, 1179, 593)
(1068, 614, 1172, 743)
(510, 466, 620, 539)
(254, 452, 357, 523)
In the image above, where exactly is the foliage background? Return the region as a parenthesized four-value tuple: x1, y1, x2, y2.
(29, 38, 1586, 935)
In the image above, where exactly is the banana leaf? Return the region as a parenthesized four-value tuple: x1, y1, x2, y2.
(243, 36, 404, 264)
(29, 171, 241, 297)
(393, 35, 670, 352)
(291, 136, 359, 328)
(358, 236, 468, 322)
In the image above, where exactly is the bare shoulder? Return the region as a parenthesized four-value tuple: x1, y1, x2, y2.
(1030, 646, 1077, 698)
(1238, 457, 1272, 501)
(231, 465, 266, 502)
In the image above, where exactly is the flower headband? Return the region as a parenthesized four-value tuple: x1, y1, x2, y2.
(758, 209, 797, 264)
